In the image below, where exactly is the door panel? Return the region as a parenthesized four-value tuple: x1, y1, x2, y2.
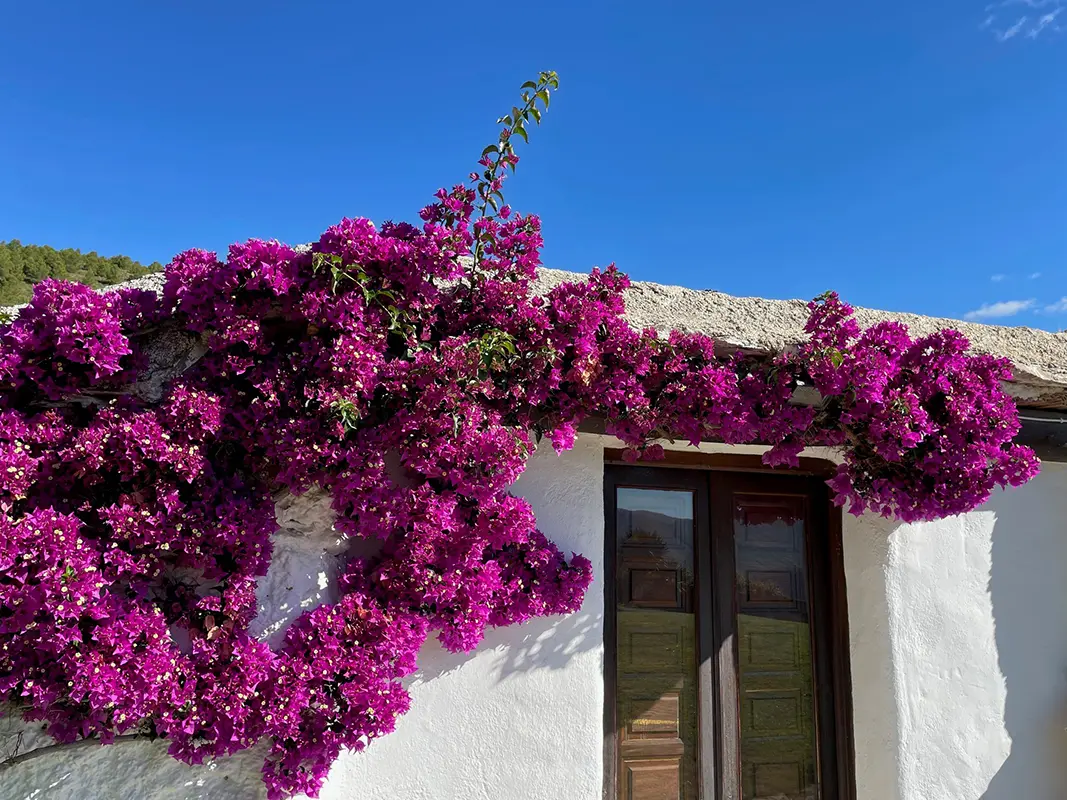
(615, 487, 699, 800)
(731, 492, 819, 800)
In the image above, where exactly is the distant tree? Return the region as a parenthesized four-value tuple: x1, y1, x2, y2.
(0, 240, 162, 305)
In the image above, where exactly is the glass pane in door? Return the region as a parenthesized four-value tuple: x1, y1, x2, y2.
(616, 488, 698, 800)
(732, 494, 819, 800)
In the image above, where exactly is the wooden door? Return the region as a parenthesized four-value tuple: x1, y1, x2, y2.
(605, 461, 854, 800)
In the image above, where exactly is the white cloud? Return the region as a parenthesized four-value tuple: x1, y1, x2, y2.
(999, 14, 1030, 39)
(1030, 271, 1043, 279)
(984, 0, 1065, 40)
(1029, 7, 1064, 36)
(963, 299, 1036, 320)
(991, 273, 1007, 281)
(1044, 297, 1067, 313)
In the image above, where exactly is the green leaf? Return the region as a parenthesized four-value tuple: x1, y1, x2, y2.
(530, 107, 542, 124)
(521, 80, 539, 90)
(482, 144, 498, 157)
(330, 264, 348, 293)
(311, 251, 340, 275)
(536, 89, 550, 108)
(513, 124, 529, 143)
(331, 399, 362, 432)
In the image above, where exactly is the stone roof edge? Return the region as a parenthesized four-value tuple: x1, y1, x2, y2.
(9, 265, 1067, 410)
(531, 268, 1067, 411)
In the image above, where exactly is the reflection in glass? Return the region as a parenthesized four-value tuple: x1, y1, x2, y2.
(733, 497, 819, 800)
(616, 488, 698, 800)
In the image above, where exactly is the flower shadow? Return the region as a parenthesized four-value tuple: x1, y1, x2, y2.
(407, 608, 603, 684)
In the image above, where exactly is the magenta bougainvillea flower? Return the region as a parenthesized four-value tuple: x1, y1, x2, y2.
(0, 74, 1039, 798)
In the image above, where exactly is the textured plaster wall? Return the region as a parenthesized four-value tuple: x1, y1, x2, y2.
(3, 437, 1067, 800)
(875, 461, 1067, 800)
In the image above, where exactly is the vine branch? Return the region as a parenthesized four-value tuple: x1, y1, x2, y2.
(0, 733, 151, 774)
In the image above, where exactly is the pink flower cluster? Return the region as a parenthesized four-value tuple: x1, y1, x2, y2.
(0, 129, 1038, 797)
(799, 293, 1038, 520)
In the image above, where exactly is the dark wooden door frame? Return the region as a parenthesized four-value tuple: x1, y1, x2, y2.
(604, 458, 857, 800)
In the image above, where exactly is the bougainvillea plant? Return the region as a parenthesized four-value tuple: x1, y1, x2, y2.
(0, 71, 1040, 798)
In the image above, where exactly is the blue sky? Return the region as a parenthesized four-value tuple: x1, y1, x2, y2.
(2, 0, 1066, 327)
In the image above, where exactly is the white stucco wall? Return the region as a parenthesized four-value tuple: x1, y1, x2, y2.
(4, 436, 1067, 800)
(883, 462, 1067, 800)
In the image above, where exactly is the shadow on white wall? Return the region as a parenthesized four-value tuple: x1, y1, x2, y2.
(981, 467, 1067, 800)
(409, 608, 603, 684)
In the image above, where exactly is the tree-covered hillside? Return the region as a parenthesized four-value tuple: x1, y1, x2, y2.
(0, 240, 162, 305)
